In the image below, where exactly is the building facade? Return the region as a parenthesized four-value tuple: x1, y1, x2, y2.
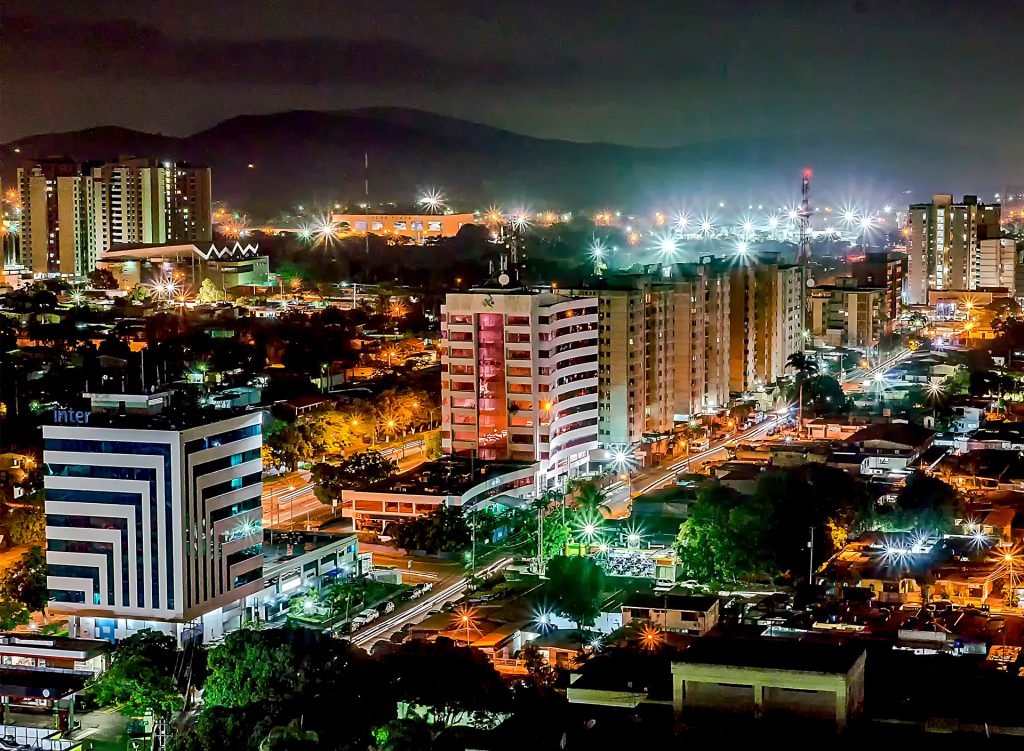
(905, 195, 1001, 304)
(809, 281, 887, 348)
(440, 290, 599, 484)
(728, 255, 803, 394)
(974, 237, 1016, 294)
(17, 159, 97, 276)
(17, 158, 212, 276)
(44, 408, 264, 641)
(331, 213, 475, 241)
(850, 251, 906, 321)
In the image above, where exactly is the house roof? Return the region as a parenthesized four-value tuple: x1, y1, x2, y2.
(675, 637, 865, 675)
(847, 422, 935, 448)
(623, 593, 719, 613)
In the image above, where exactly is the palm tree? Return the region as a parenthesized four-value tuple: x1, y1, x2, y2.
(569, 479, 610, 515)
(786, 352, 819, 437)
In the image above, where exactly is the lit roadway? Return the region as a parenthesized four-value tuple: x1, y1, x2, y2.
(262, 439, 427, 532)
(352, 556, 513, 650)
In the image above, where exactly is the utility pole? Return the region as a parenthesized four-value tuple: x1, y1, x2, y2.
(807, 525, 815, 582)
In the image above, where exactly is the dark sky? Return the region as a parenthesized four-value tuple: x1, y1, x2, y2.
(3, 0, 1022, 148)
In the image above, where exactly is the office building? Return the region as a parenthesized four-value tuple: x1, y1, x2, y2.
(905, 195, 1001, 304)
(44, 394, 264, 642)
(440, 289, 599, 485)
(850, 251, 906, 321)
(17, 159, 98, 276)
(809, 279, 887, 348)
(728, 254, 803, 394)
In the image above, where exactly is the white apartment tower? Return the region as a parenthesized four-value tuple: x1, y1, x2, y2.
(44, 405, 264, 642)
(440, 290, 599, 484)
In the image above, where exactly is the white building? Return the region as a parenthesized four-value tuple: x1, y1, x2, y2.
(44, 406, 264, 643)
(441, 289, 599, 485)
(973, 237, 1016, 294)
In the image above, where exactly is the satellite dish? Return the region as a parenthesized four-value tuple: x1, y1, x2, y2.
(498, 272, 510, 287)
(806, 277, 816, 288)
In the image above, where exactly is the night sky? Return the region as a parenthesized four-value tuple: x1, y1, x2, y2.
(3, 0, 1023, 149)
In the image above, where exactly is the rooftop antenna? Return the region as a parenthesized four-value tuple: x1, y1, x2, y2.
(363, 152, 370, 255)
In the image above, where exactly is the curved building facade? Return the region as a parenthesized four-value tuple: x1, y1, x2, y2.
(441, 290, 598, 486)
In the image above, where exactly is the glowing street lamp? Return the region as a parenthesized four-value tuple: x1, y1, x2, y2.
(418, 188, 445, 213)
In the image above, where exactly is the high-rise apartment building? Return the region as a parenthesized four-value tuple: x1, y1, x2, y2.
(850, 251, 906, 321)
(973, 237, 1016, 295)
(91, 159, 169, 248)
(809, 280, 887, 348)
(18, 159, 98, 276)
(44, 397, 264, 642)
(166, 163, 213, 244)
(440, 290, 599, 484)
(728, 254, 803, 394)
(18, 158, 213, 276)
(905, 195, 1001, 304)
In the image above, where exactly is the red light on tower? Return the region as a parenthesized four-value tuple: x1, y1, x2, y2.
(803, 168, 813, 178)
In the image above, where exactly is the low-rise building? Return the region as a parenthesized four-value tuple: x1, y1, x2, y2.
(621, 593, 719, 636)
(671, 639, 867, 731)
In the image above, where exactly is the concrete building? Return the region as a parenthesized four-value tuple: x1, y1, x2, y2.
(165, 163, 213, 244)
(440, 289, 599, 485)
(90, 158, 169, 249)
(98, 241, 269, 291)
(330, 212, 475, 241)
(906, 194, 1001, 304)
(662, 260, 731, 416)
(974, 237, 1016, 294)
(18, 158, 212, 276)
(671, 639, 866, 731)
(850, 251, 906, 320)
(729, 254, 803, 394)
(809, 279, 887, 348)
(17, 159, 98, 276)
(620, 593, 719, 636)
(43, 396, 265, 643)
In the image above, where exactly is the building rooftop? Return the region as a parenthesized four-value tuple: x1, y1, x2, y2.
(378, 457, 536, 497)
(846, 422, 935, 448)
(0, 633, 109, 657)
(262, 531, 356, 570)
(622, 593, 719, 612)
(676, 637, 865, 675)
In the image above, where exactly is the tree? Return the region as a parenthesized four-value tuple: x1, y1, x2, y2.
(786, 351, 819, 382)
(423, 430, 442, 460)
(127, 284, 152, 304)
(543, 554, 605, 630)
(196, 278, 221, 305)
(1, 546, 48, 613)
(203, 629, 309, 708)
(311, 450, 398, 505)
(89, 630, 183, 716)
(567, 479, 609, 514)
(376, 639, 509, 732)
(394, 505, 471, 553)
(675, 484, 771, 584)
(0, 600, 30, 630)
(892, 471, 961, 533)
(88, 268, 118, 290)
(4, 505, 45, 547)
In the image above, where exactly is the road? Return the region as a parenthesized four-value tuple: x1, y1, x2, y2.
(841, 347, 911, 389)
(352, 556, 513, 649)
(262, 438, 428, 532)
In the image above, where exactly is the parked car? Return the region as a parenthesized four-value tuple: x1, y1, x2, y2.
(377, 600, 396, 615)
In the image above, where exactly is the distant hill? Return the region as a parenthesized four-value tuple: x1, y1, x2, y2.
(2, 108, 1014, 215)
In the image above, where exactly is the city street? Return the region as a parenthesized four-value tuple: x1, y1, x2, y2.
(262, 438, 429, 532)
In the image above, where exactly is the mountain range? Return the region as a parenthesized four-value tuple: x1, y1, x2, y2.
(1, 108, 1015, 216)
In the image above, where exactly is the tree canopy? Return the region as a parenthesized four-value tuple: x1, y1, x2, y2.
(543, 554, 605, 629)
(89, 629, 183, 716)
